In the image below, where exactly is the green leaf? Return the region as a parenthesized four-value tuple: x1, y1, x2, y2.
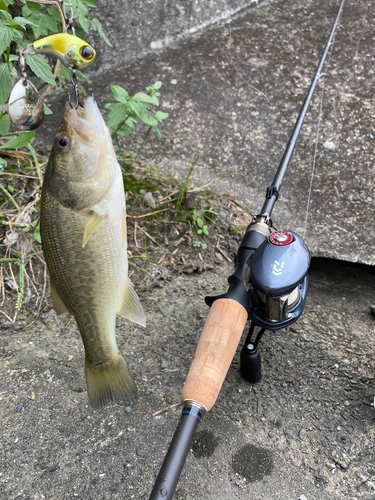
(0, 9, 11, 22)
(25, 54, 56, 86)
(39, 12, 58, 35)
(153, 81, 162, 90)
(138, 111, 158, 127)
(23, 1, 42, 14)
(76, 1, 90, 32)
(73, 26, 85, 36)
(124, 116, 137, 128)
(90, 17, 112, 47)
(75, 69, 91, 83)
(196, 218, 204, 228)
(12, 16, 35, 28)
(27, 10, 57, 38)
(43, 103, 53, 115)
(81, 0, 97, 7)
(151, 125, 162, 139)
(111, 84, 129, 103)
(0, 157, 6, 168)
(10, 27, 24, 46)
(0, 130, 35, 149)
(203, 226, 209, 236)
(0, 64, 12, 106)
(9, 65, 17, 78)
(154, 110, 169, 122)
(146, 84, 160, 95)
(34, 228, 41, 243)
(0, 0, 9, 11)
(57, 63, 71, 84)
(128, 100, 142, 116)
(107, 103, 128, 128)
(47, 6, 62, 22)
(116, 124, 133, 136)
(0, 26, 13, 53)
(133, 92, 159, 105)
(22, 2, 38, 18)
(0, 114, 11, 136)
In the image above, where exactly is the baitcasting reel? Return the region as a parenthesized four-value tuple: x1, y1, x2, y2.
(206, 215, 310, 383)
(247, 228, 310, 329)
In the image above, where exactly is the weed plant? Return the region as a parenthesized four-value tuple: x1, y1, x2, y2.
(0, 1, 219, 323)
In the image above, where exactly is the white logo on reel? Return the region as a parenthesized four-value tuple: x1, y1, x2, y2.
(272, 260, 284, 276)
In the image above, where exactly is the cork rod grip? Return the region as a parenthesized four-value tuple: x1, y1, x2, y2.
(182, 298, 248, 412)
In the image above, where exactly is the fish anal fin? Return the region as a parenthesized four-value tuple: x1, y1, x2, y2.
(85, 354, 137, 410)
(118, 278, 146, 327)
(50, 278, 69, 315)
(83, 212, 104, 248)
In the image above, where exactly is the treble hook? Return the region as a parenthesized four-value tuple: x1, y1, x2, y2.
(69, 69, 80, 109)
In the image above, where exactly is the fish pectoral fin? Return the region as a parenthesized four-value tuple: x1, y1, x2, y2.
(83, 212, 104, 248)
(50, 279, 69, 315)
(118, 278, 146, 327)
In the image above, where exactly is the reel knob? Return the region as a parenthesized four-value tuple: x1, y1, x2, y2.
(240, 344, 262, 383)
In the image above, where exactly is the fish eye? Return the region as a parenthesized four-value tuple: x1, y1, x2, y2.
(80, 46, 94, 60)
(55, 134, 70, 151)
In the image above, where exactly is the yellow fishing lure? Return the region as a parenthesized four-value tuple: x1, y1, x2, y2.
(26, 33, 96, 70)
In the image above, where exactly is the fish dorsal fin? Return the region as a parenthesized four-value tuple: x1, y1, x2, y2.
(50, 278, 69, 315)
(118, 278, 146, 327)
(83, 212, 104, 248)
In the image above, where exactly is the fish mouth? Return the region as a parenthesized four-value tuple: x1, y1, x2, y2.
(64, 96, 109, 149)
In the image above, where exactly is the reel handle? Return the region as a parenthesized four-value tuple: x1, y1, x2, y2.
(182, 298, 248, 411)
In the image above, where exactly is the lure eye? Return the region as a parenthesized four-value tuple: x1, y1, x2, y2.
(55, 135, 70, 151)
(80, 45, 94, 60)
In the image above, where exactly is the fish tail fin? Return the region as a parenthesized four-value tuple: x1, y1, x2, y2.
(85, 355, 137, 410)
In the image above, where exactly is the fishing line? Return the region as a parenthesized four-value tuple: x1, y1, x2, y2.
(302, 0, 343, 239)
(302, 76, 326, 239)
(221, 0, 269, 103)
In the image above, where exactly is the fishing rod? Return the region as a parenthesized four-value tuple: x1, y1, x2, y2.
(149, 0, 346, 498)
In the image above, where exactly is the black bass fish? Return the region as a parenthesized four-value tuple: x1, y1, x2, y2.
(40, 96, 145, 409)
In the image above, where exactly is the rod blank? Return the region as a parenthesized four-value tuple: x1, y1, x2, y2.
(261, 0, 346, 217)
(149, 405, 203, 500)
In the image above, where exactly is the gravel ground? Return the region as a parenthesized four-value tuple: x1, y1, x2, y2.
(0, 252, 374, 500)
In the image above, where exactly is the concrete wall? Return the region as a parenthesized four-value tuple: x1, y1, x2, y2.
(88, 0, 265, 72)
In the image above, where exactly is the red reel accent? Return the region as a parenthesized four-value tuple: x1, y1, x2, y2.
(270, 231, 293, 246)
